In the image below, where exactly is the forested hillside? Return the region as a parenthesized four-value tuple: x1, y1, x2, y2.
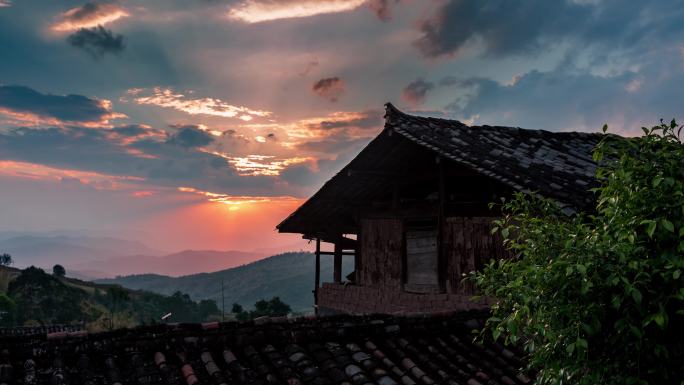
(0, 265, 220, 329)
(99, 252, 354, 313)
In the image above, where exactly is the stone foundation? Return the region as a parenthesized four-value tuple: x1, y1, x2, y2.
(317, 282, 488, 315)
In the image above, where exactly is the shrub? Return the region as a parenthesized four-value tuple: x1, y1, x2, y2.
(473, 120, 684, 384)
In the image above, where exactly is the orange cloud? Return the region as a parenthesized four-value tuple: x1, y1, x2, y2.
(206, 151, 314, 176)
(51, 2, 129, 32)
(228, 0, 367, 23)
(0, 97, 126, 128)
(125, 87, 271, 120)
(0, 160, 144, 190)
(177, 186, 299, 210)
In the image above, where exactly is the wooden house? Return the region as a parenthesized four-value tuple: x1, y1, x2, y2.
(277, 104, 601, 314)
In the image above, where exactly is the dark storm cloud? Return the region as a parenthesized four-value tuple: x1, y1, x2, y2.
(311, 77, 346, 102)
(67, 26, 125, 58)
(167, 125, 215, 148)
(402, 78, 434, 106)
(0, 84, 120, 123)
(414, 0, 684, 58)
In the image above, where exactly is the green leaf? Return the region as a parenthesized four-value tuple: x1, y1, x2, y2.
(611, 295, 621, 309)
(652, 177, 663, 187)
(646, 221, 657, 238)
(661, 219, 674, 233)
(501, 227, 510, 238)
(576, 338, 588, 350)
(492, 329, 501, 341)
(631, 288, 642, 304)
(674, 270, 681, 280)
(576, 264, 587, 275)
(566, 342, 575, 354)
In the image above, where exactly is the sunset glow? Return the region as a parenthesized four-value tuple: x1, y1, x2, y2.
(227, 0, 367, 23)
(127, 87, 272, 120)
(0, 160, 144, 190)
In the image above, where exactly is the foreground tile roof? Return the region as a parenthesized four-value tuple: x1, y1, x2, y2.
(0, 311, 531, 385)
(385, 104, 601, 211)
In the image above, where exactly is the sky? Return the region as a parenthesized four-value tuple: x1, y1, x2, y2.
(0, 0, 683, 254)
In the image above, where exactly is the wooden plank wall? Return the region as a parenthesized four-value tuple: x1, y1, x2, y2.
(442, 217, 511, 295)
(358, 218, 403, 288)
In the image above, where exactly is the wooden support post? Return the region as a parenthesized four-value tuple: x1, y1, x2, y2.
(437, 157, 447, 292)
(314, 238, 321, 314)
(333, 239, 342, 283)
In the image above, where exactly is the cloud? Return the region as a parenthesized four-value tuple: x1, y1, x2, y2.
(126, 87, 272, 120)
(444, 59, 684, 135)
(67, 26, 125, 58)
(368, 0, 400, 21)
(0, 85, 125, 126)
(177, 186, 298, 210)
(51, 2, 129, 32)
(311, 77, 346, 102)
(315, 109, 382, 130)
(0, 0, 11, 7)
(167, 125, 215, 148)
(207, 152, 313, 176)
(402, 78, 434, 106)
(298, 60, 319, 77)
(296, 133, 369, 154)
(227, 0, 367, 23)
(413, 0, 684, 58)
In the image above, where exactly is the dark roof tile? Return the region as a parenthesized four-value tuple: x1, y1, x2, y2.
(1, 312, 531, 385)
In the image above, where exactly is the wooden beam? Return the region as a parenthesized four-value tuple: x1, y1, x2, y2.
(318, 251, 356, 256)
(333, 240, 343, 283)
(314, 238, 320, 314)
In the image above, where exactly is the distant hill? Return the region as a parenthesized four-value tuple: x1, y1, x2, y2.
(74, 250, 263, 278)
(98, 252, 355, 313)
(0, 234, 268, 278)
(0, 235, 162, 270)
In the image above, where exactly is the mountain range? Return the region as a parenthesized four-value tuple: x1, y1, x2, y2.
(0, 234, 280, 278)
(98, 251, 354, 313)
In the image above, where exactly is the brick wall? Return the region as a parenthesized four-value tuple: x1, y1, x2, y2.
(317, 282, 489, 315)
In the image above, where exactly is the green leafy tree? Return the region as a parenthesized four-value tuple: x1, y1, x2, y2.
(105, 286, 130, 330)
(52, 264, 66, 277)
(473, 120, 684, 384)
(0, 293, 16, 327)
(232, 297, 292, 321)
(0, 253, 12, 266)
(9, 266, 86, 325)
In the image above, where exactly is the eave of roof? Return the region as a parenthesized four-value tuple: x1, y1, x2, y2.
(278, 104, 603, 235)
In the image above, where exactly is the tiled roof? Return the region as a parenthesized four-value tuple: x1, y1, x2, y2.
(278, 104, 604, 236)
(385, 104, 601, 210)
(0, 324, 85, 337)
(0, 312, 531, 385)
